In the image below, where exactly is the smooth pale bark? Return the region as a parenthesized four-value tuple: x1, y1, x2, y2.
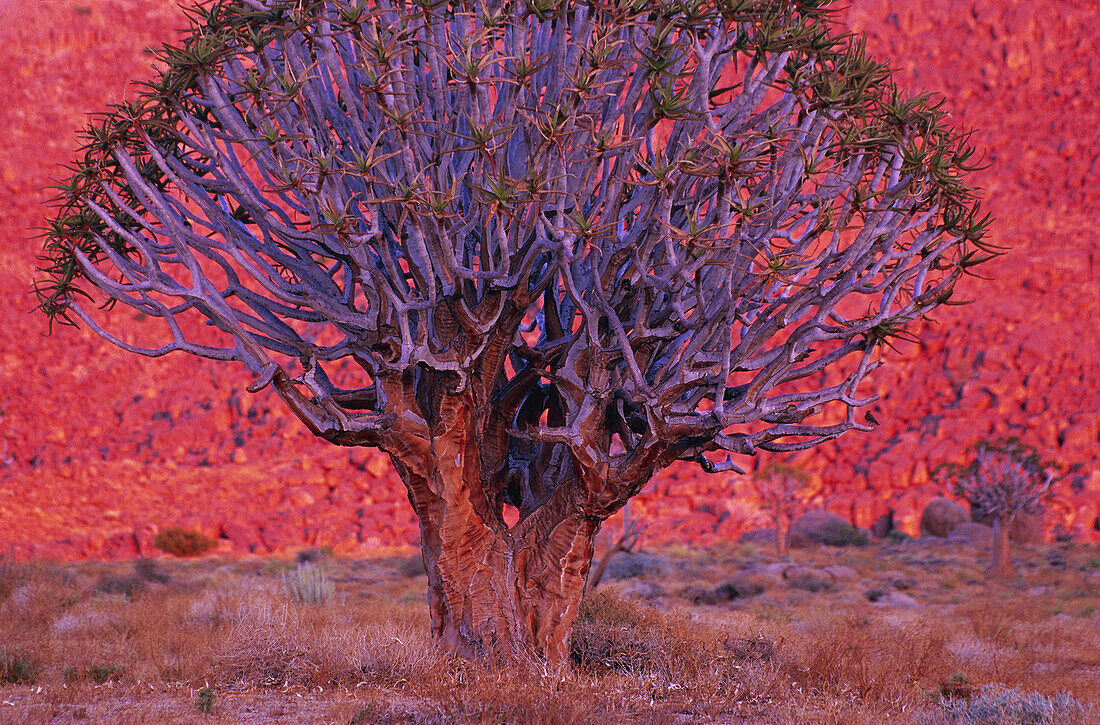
(991, 514, 1014, 578)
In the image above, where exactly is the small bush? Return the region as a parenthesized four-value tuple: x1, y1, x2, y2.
(818, 524, 871, 547)
(0, 648, 41, 685)
(283, 563, 334, 605)
(94, 573, 145, 598)
(936, 685, 1085, 725)
(888, 530, 913, 543)
(154, 527, 216, 557)
(87, 664, 125, 684)
(134, 558, 170, 584)
(604, 552, 668, 581)
(937, 671, 973, 700)
(785, 567, 836, 593)
(196, 685, 216, 713)
(571, 590, 653, 673)
(397, 554, 426, 578)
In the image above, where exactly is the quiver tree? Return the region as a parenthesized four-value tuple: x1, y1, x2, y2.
(36, 0, 994, 662)
(942, 440, 1057, 578)
(751, 463, 813, 556)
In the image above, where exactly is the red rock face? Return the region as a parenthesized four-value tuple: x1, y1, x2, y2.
(0, 0, 1096, 560)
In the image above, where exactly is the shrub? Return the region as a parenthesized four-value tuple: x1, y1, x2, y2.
(87, 664, 125, 684)
(153, 527, 216, 558)
(94, 573, 145, 599)
(936, 685, 1085, 725)
(283, 563, 334, 605)
(819, 524, 871, 548)
(0, 648, 41, 685)
(196, 685, 216, 714)
(937, 671, 974, 700)
(603, 552, 668, 581)
(134, 557, 170, 584)
(570, 590, 653, 674)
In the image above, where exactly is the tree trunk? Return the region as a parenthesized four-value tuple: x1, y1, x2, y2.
(384, 394, 598, 664)
(776, 510, 790, 557)
(418, 485, 596, 663)
(991, 514, 1014, 578)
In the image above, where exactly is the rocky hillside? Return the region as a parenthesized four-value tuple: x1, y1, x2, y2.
(0, 0, 1095, 559)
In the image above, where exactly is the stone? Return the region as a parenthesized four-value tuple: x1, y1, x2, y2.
(824, 565, 858, 582)
(789, 510, 867, 547)
(1009, 513, 1045, 545)
(920, 497, 969, 538)
(870, 510, 895, 540)
(872, 591, 920, 608)
(714, 573, 768, 599)
(947, 522, 994, 547)
(737, 527, 778, 546)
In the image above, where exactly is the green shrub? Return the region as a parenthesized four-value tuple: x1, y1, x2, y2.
(196, 685, 216, 714)
(153, 527, 216, 557)
(87, 664, 124, 684)
(887, 530, 912, 543)
(0, 649, 41, 685)
(818, 524, 870, 547)
(134, 557, 170, 583)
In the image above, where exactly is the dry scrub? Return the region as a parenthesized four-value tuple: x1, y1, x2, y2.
(0, 541, 1096, 724)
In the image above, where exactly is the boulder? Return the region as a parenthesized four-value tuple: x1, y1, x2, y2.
(824, 565, 859, 582)
(870, 510, 895, 540)
(736, 527, 778, 546)
(1009, 513, 1045, 544)
(714, 573, 768, 599)
(872, 591, 920, 608)
(789, 510, 867, 547)
(920, 497, 969, 538)
(947, 522, 994, 547)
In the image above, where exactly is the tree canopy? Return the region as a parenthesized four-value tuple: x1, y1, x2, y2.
(38, 0, 991, 501)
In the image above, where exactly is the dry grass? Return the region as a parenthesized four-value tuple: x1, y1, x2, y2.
(0, 540, 1097, 723)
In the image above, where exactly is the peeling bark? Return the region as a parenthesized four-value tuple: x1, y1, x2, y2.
(383, 391, 598, 662)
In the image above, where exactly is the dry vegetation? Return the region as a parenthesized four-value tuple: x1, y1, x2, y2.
(1, 538, 1097, 724)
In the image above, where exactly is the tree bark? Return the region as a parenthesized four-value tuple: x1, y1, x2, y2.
(776, 511, 790, 557)
(383, 393, 598, 663)
(991, 514, 1014, 578)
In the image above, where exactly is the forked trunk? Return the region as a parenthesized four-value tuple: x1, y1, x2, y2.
(991, 514, 1014, 578)
(384, 395, 599, 663)
(417, 487, 597, 663)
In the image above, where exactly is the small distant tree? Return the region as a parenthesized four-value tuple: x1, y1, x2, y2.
(942, 439, 1058, 578)
(751, 463, 812, 556)
(35, 0, 993, 662)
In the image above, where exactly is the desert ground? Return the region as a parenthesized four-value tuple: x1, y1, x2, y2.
(2, 534, 1099, 724)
